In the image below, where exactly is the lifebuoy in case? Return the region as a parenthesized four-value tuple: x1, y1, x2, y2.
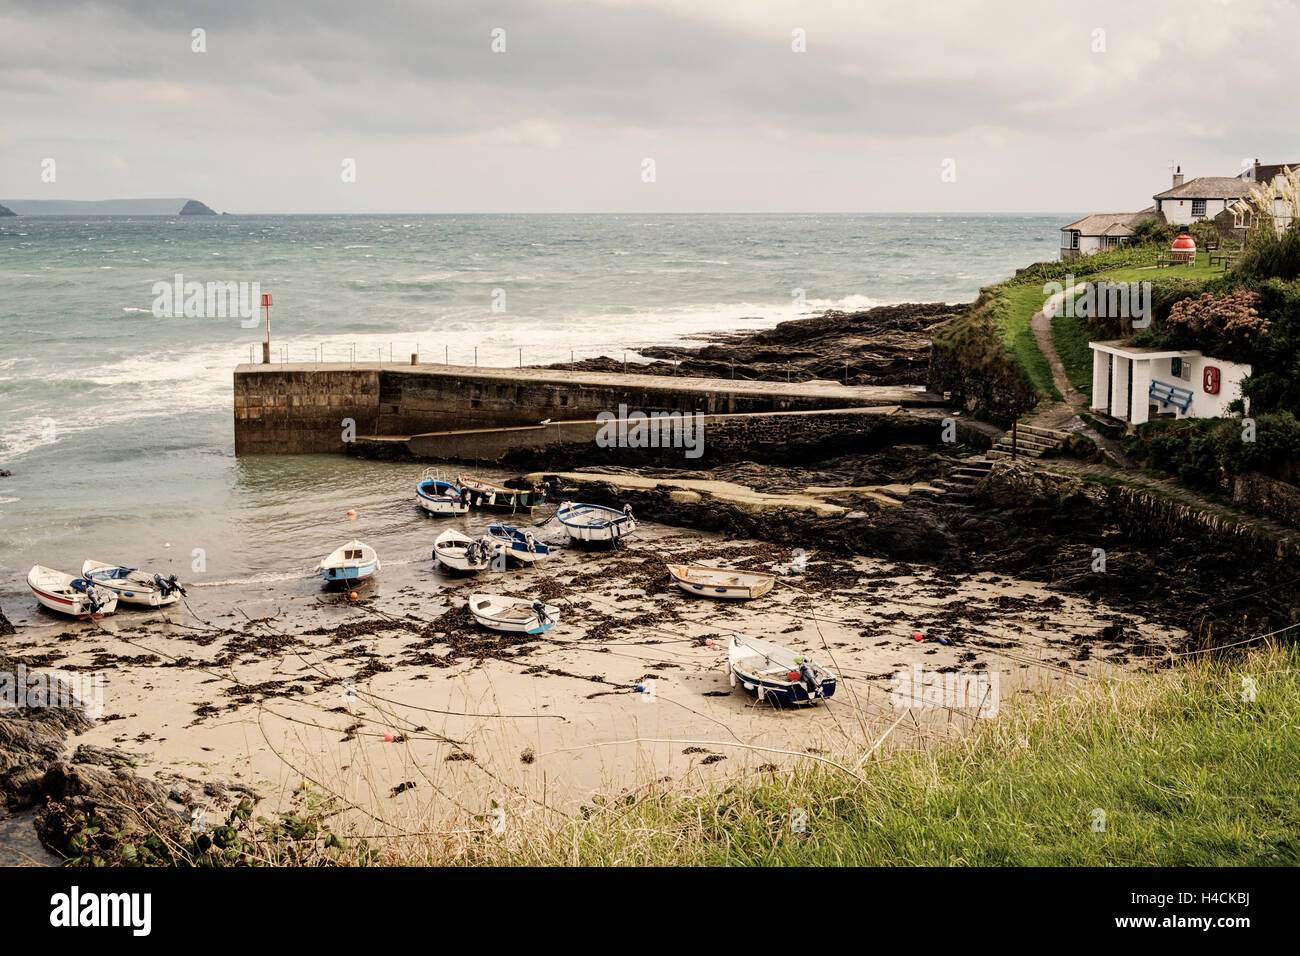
(1203, 366, 1221, 394)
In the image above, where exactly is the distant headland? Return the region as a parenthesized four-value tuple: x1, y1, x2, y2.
(0, 198, 221, 216)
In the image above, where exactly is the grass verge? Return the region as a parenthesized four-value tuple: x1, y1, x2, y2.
(431, 643, 1299, 865)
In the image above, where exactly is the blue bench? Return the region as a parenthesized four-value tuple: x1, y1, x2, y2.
(1150, 379, 1193, 412)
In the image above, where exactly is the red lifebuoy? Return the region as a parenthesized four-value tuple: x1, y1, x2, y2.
(1203, 366, 1221, 394)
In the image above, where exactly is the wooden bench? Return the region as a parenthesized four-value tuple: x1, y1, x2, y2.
(1150, 379, 1193, 412)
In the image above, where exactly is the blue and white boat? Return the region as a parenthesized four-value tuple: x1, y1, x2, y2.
(556, 501, 636, 542)
(486, 524, 552, 564)
(416, 472, 469, 516)
(82, 559, 186, 607)
(317, 540, 381, 587)
(468, 593, 560, 634)
(728, 634, 837, 706)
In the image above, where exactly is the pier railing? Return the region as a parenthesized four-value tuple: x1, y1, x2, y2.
(242, 341, 818, 380)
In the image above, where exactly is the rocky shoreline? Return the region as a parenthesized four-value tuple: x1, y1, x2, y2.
(553, 302, 962, 385)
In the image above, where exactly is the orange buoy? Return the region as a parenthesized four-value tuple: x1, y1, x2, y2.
(913, 631, 923, 641)
(384, 733, 395, 742)
(347, 509, 358, 519)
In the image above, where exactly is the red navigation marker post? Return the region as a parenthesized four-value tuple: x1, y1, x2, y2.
(261, 293, 274, 364)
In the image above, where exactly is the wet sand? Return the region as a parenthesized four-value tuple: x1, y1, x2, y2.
(4, 508, 1181, 838)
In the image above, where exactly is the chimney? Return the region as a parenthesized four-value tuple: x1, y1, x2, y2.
(1172, 165, 1184, 188)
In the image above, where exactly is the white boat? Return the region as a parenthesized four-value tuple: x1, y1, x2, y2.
(667, 564, 774, 600)
(556, 501, 636, 542)
(82, 560, 186, 607)
(317, 540, 381, 587)
(433, 528, 495, 572)
(728, 634, 837, 705)
(468, 593, 561, 634)
(27, 565, 119, 619)
(415, 471, 469, 516)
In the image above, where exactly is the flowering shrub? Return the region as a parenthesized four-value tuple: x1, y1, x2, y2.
(1165, 290, 1269, 351)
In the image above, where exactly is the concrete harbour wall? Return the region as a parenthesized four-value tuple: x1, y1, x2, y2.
(234, 363, 944, 456)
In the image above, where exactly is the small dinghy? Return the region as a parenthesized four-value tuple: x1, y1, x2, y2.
(468, 593, 561, 634)
(82, 560, 187, 607)
(457, 474, 547, 513)
(556, 501, 636, 542)
(28, 565, 119, 619)
(667, 564, 774, 600)
(433, 528, 495, 572)
(728, 634, 837, 705)
(415, 471, 469, 516)
(487, 524, 552, 564)
(317, 540, 381, 587)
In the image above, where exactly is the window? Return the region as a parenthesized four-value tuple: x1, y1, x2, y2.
(1192, 199, 1207, 217)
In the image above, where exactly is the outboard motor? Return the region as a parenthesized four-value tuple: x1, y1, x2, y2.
(84, 584, 104, 615)
(623, 504, 634, 519)
(800, 663, 821, 698)
(524, 530, 536, 553)
(154, 573, 187, 598)
(466, 541, 479, 565)
(532, 601, 550, 624)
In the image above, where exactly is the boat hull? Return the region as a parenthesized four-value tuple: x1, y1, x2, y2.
(730, 666, 837, 705)
(319, 563, 380, 587)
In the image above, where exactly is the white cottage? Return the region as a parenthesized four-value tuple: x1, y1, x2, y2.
(1152, 167, 1254, 226)
(1089, 341, 1250, 426)
(1060, 209, 1160, 258)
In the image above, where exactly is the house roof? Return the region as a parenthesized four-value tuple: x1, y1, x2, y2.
(1153, 177, 1255, 200)
(1060, 208, 1159, 235)
(1089, 340, 1201, 360)
(1240, 163, 1299, 185)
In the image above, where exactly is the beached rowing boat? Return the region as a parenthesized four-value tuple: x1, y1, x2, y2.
(28, 565, 119, 619)
(82, 560, 186, 607)
(433, 528, 495, 572)
(415, 471, 470, 516)
(728, 634, 837, 705)
(487, 524, 551, 564)
(667, 564, 774, 600)
(317, 540, 381, 587)
(457, 474, 546, 513)
(468, 593, 561, 634)
(556, 501, 635, 542)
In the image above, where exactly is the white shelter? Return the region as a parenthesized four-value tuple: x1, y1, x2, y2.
(1088, 341, 1250, 426)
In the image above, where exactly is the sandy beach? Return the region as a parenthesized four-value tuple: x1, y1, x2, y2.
(4, 500, 1177, 840)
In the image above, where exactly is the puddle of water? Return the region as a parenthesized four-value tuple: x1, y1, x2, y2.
(0, 809, 62, 866)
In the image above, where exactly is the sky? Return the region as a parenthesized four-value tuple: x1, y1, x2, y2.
(0, 0, 1296, 213)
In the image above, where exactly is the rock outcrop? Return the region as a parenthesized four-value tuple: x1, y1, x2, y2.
(0, 203, 15, 217)
(550, 302, 963, 386)
(179, 199, 217, 215)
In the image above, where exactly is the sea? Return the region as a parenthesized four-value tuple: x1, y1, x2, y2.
(0, 213, 1067, 614)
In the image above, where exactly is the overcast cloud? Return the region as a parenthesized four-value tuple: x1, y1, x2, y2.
(1, 0, 1295, 212)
